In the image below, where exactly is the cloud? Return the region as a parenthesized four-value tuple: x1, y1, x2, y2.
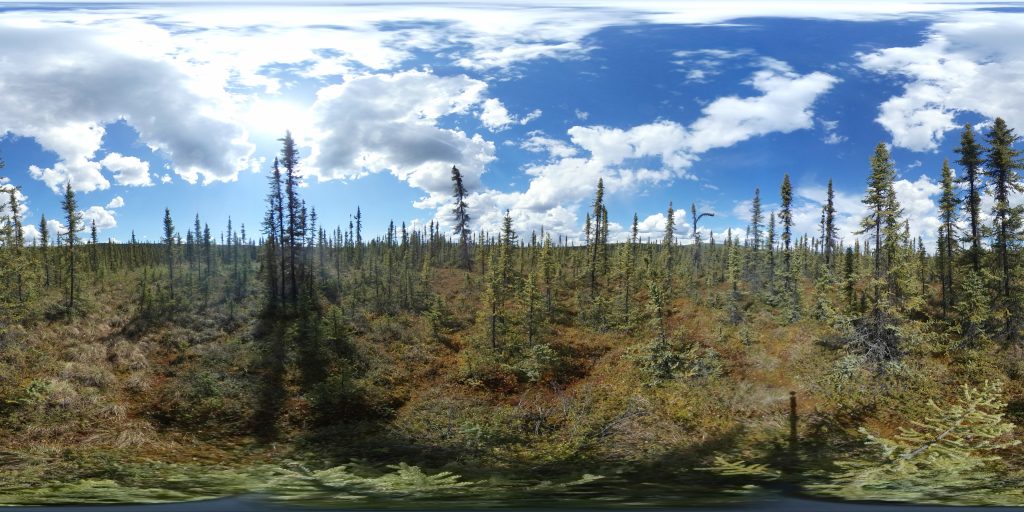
(893, 174, 942, 242)
(0, 0, 988, 201)
(0, 181, 29, 220)
(476, 120, 693, 234)
(106, 196, 126, 209)
(22, 224, 40, 245)
(685, 61, 839, 153)
(0, 0, 935, 208)
(629, 212, 691, 241)
(823, 132, 847, 145)
(673, 48, 753, 83)
(81, 205, 117, 231)
(502, 60, 834, 221)
(820, 119, 848, 145)
(521, 109, 543, 125)
(520, 132, 579, 159)
(794, 173, 942, 251)
(674, 48, 751, 59)
(29, 159, 108, 195)
(465, 190, 583, 241)
(101, 153, 152, 187)
(49, 219, 68, 237)
(2, 1, 978, 245)
(569, 121, 694, 170)
(479, 98, 542, 131)
(423, 59, 837, 239)
(0, 23, 254, 191)
(859, 12, 1024, 151)
(686, 69, 707, 82)
(456, 41, 594, 71)
(306, 70, 495, 205)
(2, 1, 988, 82)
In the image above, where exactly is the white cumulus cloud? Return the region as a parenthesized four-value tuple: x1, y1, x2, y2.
(686, 61, 839, 153)
(306, 70, 495, 206)
(81, 205, 118, 232)
(106, 196, 126, 209)
(794, 173, 942, 251)
(457, 59, 836, 237)
(859, 12, 1024, 151)
(0, 23, 254, 191)
(101, 153, 152, 187)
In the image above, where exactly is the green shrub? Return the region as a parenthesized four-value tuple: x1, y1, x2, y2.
(625, 335, 722, 386)
(814, 381, 1023, 505)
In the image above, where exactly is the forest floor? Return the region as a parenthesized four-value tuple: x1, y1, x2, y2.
(2, 264, 1024, 506)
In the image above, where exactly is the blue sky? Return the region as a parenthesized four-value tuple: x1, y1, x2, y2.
(1, 1, 1022, 247)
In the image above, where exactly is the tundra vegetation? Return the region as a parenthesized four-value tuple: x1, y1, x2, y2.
(2, 127, 1024, 506)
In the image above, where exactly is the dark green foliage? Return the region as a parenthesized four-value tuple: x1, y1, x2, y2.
(779, 174, 799, 321)
(854, 143, 907, 363)
(627, 278, 722, 385)
(937, 160, 958, 318)
(451, 165, 472, 270)
(821, 179, 837, 267)
(60, 182, 83, 317)
(984, 118, 1024, 341)
(162, 208, 175, 301)
(955, 124, 985, 272)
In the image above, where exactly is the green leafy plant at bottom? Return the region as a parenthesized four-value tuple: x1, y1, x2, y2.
(810, 380, 1024, 505)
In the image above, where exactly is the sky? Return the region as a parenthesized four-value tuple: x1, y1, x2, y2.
(0, 0, 1022, 247)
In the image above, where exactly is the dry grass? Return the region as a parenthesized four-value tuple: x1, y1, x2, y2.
(64, 342, 106, 364)
(1, 258, 1014, 478)
(111, 340, 149, 372)
(59, 362, 117, 390)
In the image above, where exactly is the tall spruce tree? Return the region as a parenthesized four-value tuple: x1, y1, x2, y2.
(937, 159, 958, 317)
(623, 213, 639, 324)
(750, 187, 763, 252)
(589, 179, 605, 297)
(822, 179, 838, 267)
(540, 233, 555, 318)
(856, 143, 906, 362)
(39, 214, 49, 288)
(355, 206, 363, 267)
(5, 187, 25, 303)
(780, 173, 798, 319)
(984, 118, 1024, 341)
(280, 131, 301, 306)
(61, 182, 83, 316)
(843, 247, 856, 310)
(767, 211, 777, 292)
(263, 159, 283, 309)
(89, 219, 99, 280)
(0, 157, 26, 320)
(163, 208, 175, 300)
(955, 124, 985, 272)
(193, 214, 202, 274)
(498, 210, 517, 291)
(662, 202, 675, 292)
(859, 143, 900, 309)
(451, 165, 472, 270)
(203, 223, 212, 301)
(748, 188, 764, 287)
